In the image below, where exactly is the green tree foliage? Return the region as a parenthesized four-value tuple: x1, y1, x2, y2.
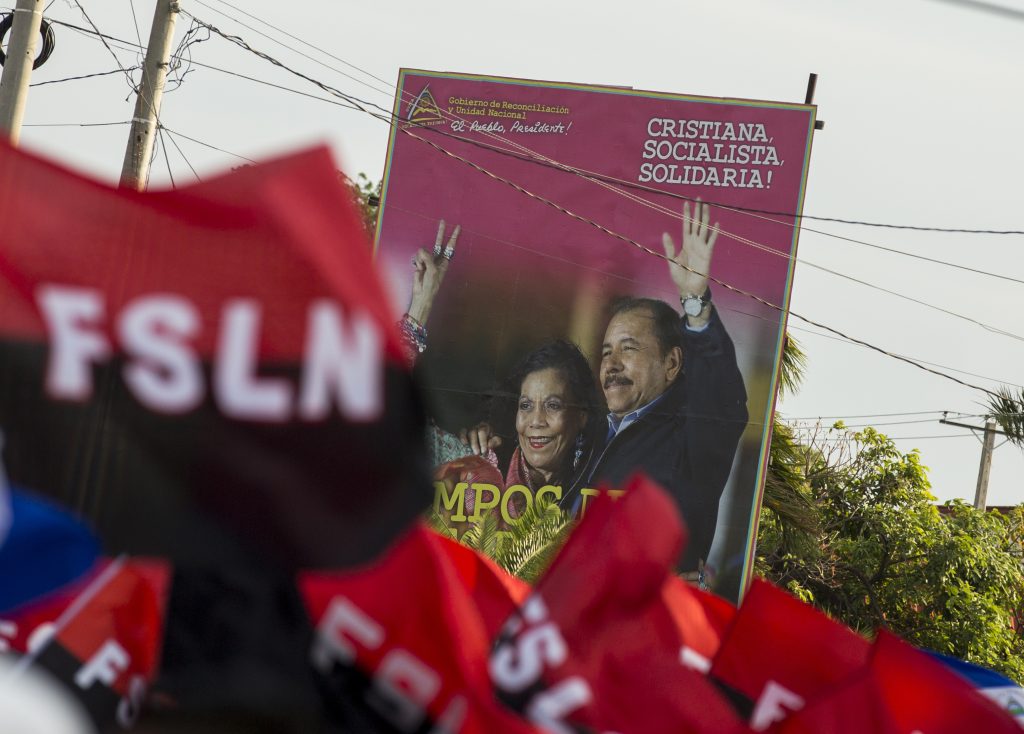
(763, 363, 1024, 681)
(990, 386, 1024, 448)
(346, 172, 381, 240)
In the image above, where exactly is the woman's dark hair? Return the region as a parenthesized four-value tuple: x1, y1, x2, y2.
(490, 339, 605, 484)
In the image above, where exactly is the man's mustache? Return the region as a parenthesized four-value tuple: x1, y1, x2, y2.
(604, 375, 633, 389)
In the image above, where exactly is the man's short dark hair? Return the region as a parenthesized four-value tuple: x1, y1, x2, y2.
(610, 297, 683, 357)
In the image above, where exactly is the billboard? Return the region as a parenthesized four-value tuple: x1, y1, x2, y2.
(375, 69, 816, 599)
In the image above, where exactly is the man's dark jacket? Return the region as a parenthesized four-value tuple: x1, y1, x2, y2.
(562, 307, 748, 572)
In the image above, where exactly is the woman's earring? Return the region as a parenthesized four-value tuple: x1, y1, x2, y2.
(573, 434, 584, 469)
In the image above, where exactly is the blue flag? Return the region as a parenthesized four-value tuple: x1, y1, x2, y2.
(927, 650, 1024, 726)
(0, 485, 100, 613)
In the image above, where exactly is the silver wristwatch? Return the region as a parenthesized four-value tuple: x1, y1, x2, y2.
(680, 289, 711, 318)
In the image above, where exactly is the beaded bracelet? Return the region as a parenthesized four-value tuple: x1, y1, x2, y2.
(399, 313, 428, 354)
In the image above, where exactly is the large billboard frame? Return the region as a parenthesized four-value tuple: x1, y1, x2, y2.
(374, 68, 817, 600)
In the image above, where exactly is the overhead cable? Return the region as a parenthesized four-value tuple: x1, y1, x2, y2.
(68, 1, 137, 92)
(183, 9, 1024, 236)
(161, 126, 202, 181)
(56, 12, 1024, 236)
(399, 127, 1001, 398)
(177, 13, 1009, 398)
(30, 67, 139, 86)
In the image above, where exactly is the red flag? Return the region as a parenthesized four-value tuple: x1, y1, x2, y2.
(709, 578, 871, 729)
(299, 522, 541, 734)
(0, 140, 430, 572)
(2, 558, 170, 729)
(662, 575, 736, 673)
(490, 475, 746, 734)
(772, 630, 1020, 733)
(430, 529, 529, 639)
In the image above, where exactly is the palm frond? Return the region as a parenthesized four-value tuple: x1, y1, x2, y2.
(765, 421, 819, 536)
(988, 386, 1024, 448)
(500, 500, 574, 584)
(425, 509, 460, 541)
(778, 333, 807, 399)
(427, 497, 575, 584)
(460, 508, 504, 561)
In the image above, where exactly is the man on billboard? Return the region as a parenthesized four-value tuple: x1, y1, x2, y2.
(561, 200, 748, 577)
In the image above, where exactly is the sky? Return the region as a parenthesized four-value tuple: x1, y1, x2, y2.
(10, 0, 1024, 507)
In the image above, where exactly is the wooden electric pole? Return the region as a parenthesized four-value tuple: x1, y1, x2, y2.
(939, 414, 1006, 511)
(119, 0, 179, 191)
(973, 418, 998, 511)
(0, 0, 45, 144)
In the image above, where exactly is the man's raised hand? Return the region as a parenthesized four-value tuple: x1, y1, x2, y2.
(661, 198, 719, 301)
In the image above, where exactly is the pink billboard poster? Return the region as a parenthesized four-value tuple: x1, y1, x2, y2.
(375, 69, 816, 600)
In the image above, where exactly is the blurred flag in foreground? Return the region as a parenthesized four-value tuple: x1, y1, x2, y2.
(927, 650, 1024, 727)
(0, 138, 429, 573)
(0, 137, 434, 728)
(0, 485, 98, 613)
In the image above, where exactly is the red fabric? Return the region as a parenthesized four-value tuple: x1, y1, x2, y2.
(490, 474, 746, 734)
(298, 522, 540, 734)
(2, 559, 169, 686)
(2, 558, 169, 703)
(710, 578, 870, 729)
(662, 575, 736, 669)
(429, 530, 529, 639)
(54, 558, 170, 692)
(772, 631, 1020, 733)
(0, 142, 403, 363)
(0, 140, 432, 573)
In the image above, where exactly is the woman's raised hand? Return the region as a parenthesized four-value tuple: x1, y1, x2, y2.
(459, 421, 502, 456)
(408, 219, 460, 326)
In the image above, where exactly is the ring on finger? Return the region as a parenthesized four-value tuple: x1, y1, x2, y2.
(442, 246, 455, 261)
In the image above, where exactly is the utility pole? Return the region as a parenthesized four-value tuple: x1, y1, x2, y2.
(119, 0, 179, 191)
(973, 418, 997, 511)
(0, 0, 45, 144)
(939, 414, 1006, 511)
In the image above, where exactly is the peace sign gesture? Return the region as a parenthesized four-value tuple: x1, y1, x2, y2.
(662, 198, 719, 306)
(408, 219, 460, 326)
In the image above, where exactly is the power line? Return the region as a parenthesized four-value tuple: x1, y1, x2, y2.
(47, 15, 1018, 398)
(128, 0, 143, 47)
(791, 418, 943, 429)
(161, 127, 202, 181)
(797, 259, 1024, 343)
(157, 126, 176, 189)
(168, 15, 1024, 342)
(180, 10, 1024, 236)
(190, 0, 394, 100)
(68, 1, 138, 92)
(788, 324, 1024, 388)
(202, 0, 396, 90)
(531, 141, 1024, 343)
(806, 429, 974, 440)
(176, 15, 1009, 398)
(47, 18, 365, 113)
(399, 127, 1003, 398)
(30, 67, 140, 87)
(797, 226, 1024, 287)
(22, 120, 130, 127)
(786, 410, 963, 420)
(159, 125, 257, 163)
(51, 12, 1024, 238)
